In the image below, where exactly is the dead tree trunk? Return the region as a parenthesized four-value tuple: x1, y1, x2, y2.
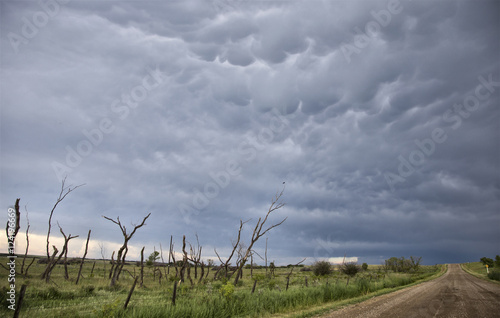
(103, 212, 151, 287)
(58, 224, 79, 280)
(42, 225, 78, 282)
(180, 236, 194, 286)
(140, 246, 145, 288)
(76, 229, 91, 285)
(41, 246, 58, 282)
(21, 204, 31, 276)
(45, 178, 84, 262)
(214, 220, 247, 280)
(170, 238, 178, 278)
(109, 251, 115, 279)
(233, 187, 287, 285)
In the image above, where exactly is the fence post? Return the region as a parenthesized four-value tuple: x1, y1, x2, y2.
(172, 280, 178, 305)
(251, 280, 257, 294)
(13, 284, 27, 318)
(124, 277, 138, 309)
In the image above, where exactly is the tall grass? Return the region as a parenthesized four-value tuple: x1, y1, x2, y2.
(96, 271, 437, 318)
(0, 257, 440, 318)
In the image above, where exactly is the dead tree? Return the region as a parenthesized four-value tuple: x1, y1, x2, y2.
(213, 219, 247, 280)
(109, 251, 115, 279)
(169, 237, 178, 278)
(102, 212, 151, 287)
(233, 188, 287, 285)
(190, 234, 202, 279)
(76, 229, 91, 284)
(41, 225, 78, 282)
(21, 204, 35, 277)
(59, 223, 79, 280)
(140, 246, 145, 287)
(45, 177, 84, 262)
(180, 236, 194, 286)
(286, 258, 306, 290)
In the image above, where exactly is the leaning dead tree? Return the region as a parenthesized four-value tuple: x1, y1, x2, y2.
(102, 212, 151, 287)
(75, 229, 92, 285)
(233, 187, 287, 285)
(213, 219, 248, 280)
(45, 177, 84, 264)
(41, 224, 78, 282)
(58, 223, 79, 280)
(21, 204, 35, 277)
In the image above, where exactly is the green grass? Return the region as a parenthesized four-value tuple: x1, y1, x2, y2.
(461, 262, 500, 284)
(0, 257, 443, 318)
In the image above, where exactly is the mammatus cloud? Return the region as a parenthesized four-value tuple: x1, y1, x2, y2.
(1, 0, 498, 265)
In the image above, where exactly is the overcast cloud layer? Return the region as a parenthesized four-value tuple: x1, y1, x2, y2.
(1, 0, 499, 265)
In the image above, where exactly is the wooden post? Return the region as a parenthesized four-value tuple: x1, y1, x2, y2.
(124, 277, 138, 309)
(140, 247, 145, 288)
(251, 280, 257, 294)
(305, 276, 308, 287)
(172, 280, 178, 305)
(13, 284, 27, 318)
(90, 261, 96, 276)
(286, 277, 290, 291)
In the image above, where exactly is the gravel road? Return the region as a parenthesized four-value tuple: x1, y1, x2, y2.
(319, 264, 500, 318)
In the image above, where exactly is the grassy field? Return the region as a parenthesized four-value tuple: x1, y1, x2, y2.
(1, 256, 443, 318)
(461, 262, 500, 284)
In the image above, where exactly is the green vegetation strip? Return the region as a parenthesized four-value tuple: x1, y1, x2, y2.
(0, 258, 444, 318)
(461, 262, 500, 285)
(275, 264, 447, 318)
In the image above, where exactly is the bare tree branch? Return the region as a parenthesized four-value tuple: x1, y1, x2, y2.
(45, 177, 84, 259)
(102, 212, 151, 287)
(233, 187, 287, 285)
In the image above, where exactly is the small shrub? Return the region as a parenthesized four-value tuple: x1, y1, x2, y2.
(340, 262, 360, 277)
(267, 279, 279, 290)
(488, 270, 500, 281)
(81, 285, 95, 296)
(47, 286, 62, 299)
(362, 263, 368, 271)
(312, 261, 332, 276)
(220, 282, 235, 301)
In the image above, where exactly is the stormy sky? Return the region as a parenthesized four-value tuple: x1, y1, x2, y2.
(1, 0, 499, 265)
